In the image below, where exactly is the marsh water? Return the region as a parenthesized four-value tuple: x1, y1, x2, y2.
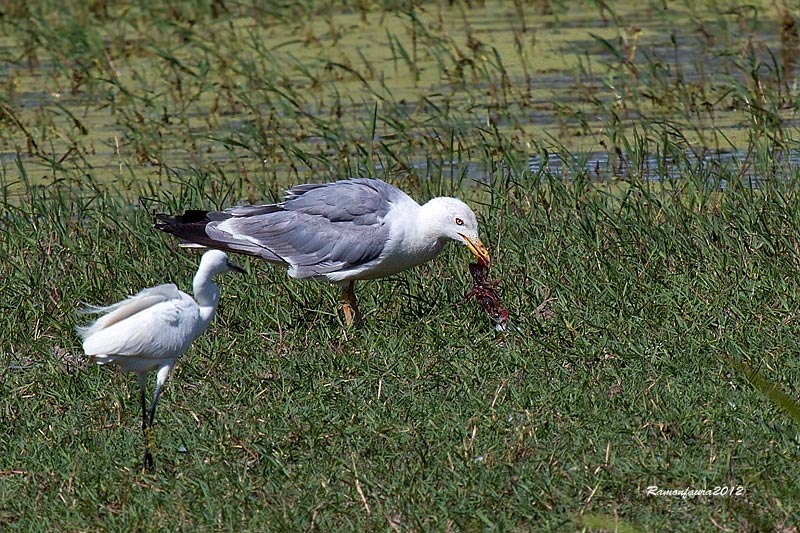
(2, 2, 800, 192)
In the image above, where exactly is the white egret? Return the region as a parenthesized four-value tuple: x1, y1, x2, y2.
(156, 178, 490, 325)
(77, 250, 244, 470)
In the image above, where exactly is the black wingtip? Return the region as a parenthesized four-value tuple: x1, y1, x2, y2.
(154, 210, 212, 243)
(154, 210, 247, 254)
(155, 210, 210, 225)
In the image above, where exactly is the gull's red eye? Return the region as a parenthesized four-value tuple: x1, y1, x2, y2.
(455, 217, 464, 226)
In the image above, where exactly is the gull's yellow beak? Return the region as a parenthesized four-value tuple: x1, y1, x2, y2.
(460, 234, 490, 266)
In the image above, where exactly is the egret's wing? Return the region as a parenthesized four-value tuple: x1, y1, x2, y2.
(77, 284, 181, 339)
(210, 179, 405, 278)
(81, 294, 201, 358)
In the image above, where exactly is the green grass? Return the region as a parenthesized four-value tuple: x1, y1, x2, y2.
(4, 162, 800, 531)
(3, 0, 800, 531)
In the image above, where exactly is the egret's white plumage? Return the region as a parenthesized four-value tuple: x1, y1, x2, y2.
(77, 250, 243, 470)
(156, 178, 490, 324)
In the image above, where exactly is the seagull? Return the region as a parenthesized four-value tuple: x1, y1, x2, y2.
(155, 178, 490, 325)
(76, 250, 243, 471)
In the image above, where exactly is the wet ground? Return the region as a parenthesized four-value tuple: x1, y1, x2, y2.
(1, 2, 799, 190)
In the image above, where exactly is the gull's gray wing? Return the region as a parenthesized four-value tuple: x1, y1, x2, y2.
(207, 179, 408, 279)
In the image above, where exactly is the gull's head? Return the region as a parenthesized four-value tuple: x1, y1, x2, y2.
(424, 197, 490, 265)
(199, 249, 246, 276)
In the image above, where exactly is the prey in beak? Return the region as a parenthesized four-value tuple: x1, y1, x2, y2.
(460, 234, 490, 267)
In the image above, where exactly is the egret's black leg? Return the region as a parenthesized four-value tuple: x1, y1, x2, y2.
(142, 443, 154, 472)
(140, 385, 148, 435)
(141, 379, 166, 471)
(138, 374, 154, 472)
(147, 381, 163, 429)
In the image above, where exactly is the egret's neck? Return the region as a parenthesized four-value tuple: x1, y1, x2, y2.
(193, 270, 221, 323)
